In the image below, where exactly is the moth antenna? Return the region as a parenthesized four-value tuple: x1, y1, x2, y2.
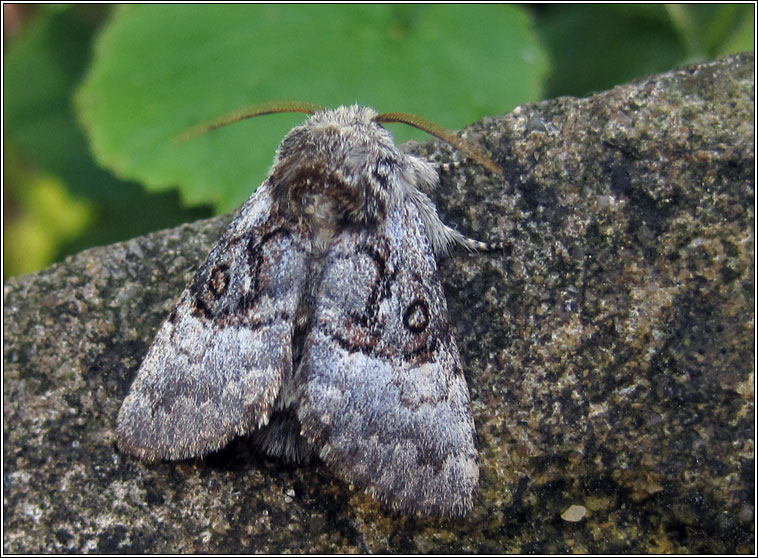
(175, 100, 325, 143)
(374, 111, 503, 176)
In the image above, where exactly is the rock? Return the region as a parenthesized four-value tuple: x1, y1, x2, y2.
(561, 504, 587, 523)
(3, 52, 753, 553)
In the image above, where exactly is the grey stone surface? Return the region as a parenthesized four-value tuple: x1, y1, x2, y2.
(3, 52, 754, 553)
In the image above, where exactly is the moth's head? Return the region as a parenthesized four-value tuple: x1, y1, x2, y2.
(270, 104, 429, 226)
(271, 104, 404, 186)
(178, 101, 501, 226)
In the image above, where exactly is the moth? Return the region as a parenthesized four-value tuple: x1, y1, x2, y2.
(117, 102, 502, 518)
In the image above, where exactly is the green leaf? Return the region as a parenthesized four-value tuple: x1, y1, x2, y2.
(76, 5, 547, 213)
(4, 6, 111, 202)
(534, 4, 754, 99)
(535, 5, 687, 98)
(4, 6, 212, 275)
(709, 5, 755, 57)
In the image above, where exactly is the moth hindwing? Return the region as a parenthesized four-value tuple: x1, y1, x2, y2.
(118, 104, 498, 518)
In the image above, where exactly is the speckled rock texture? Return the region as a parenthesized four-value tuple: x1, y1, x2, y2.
(4, 52, 754, 553)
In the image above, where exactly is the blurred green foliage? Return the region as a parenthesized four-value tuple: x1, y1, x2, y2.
(3, 4, 753, 277)
(534, 4, 754, 97)
(4, 5, 212, 278)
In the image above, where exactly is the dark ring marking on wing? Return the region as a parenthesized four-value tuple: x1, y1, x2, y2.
(322, 297, 442, 366)
(187, 225, 298, 325)
(209, 263, 230, 297)
(191, 263, 231, 318)
(403, 299, 430, 333)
